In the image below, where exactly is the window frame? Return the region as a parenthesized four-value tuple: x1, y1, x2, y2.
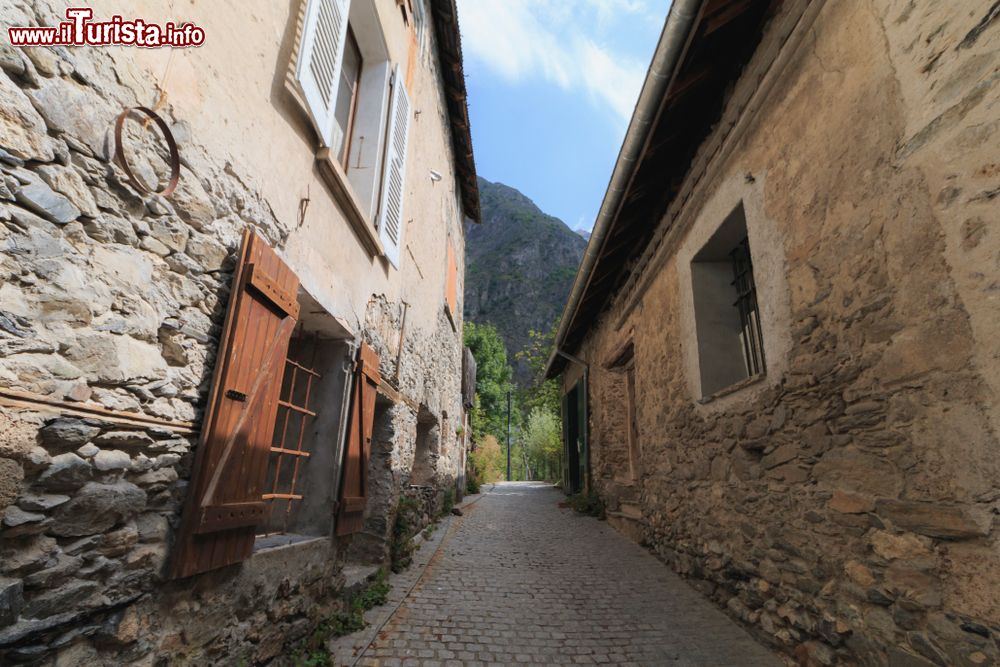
(291, 0, 411, 263)
(690, 202, 767, 399)
(336, 27, 364, 169)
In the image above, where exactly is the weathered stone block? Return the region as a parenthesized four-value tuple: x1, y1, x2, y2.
(875, 500, 991, 540)
(37, 453, 92, 491)
(94, 431, 155, 449)
(0, 536, 58, 576)
(35, 164, 99, 218)
(76, 443, 99, 458)
(870, 530, 933, 561)
(813, 447, 903, 497)
(27, 77, 113, 157)
(186, 232, 228, 270)
(0, 411, 41, 462)
(16, 493, 69, 512)
(64, 334, 168, 384)
(93, 449, 131, 472)
(22, 579, 99, 619)
(0, 70, 55, 162)
(39, 418, 100, 450)
(0, 577, 23, 627)
(761, 444, 797, 469)
(3, 505, 45, 529)
(0, 457, 23, 511)
(12, 168, 81, 224)
(23, 554, 83, 589)
(828, 490, 874, 514)
(149, 217, 189, 253)
(49, 481, 146, 537)
(135, 512, 168, 544)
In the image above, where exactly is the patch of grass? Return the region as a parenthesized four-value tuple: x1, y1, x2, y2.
(289, 570, 392, 666)
(391, 496, 419, 573)
(441, 488, 455, 516)
(564, 492, 606, 519)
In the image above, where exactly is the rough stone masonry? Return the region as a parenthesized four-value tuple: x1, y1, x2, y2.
(0, 0, 468, 663)
(569, 0, 1000, 666)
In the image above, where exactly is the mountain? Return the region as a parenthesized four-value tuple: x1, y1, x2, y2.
(464, 177, 587, 386)
(575, 229, 592, 241)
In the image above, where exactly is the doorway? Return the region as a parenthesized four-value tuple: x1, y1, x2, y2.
(563, 379, 587, 494)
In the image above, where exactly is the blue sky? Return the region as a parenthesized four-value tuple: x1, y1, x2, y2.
(456, 0, 671, 232)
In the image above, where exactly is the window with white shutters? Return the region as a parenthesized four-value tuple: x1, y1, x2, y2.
(296, 0, 351, 146)
(377, 66, 412, 269)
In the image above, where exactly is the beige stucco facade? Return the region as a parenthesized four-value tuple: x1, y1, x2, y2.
(0, 0, 475, 662)
(561, 0, 1000, 664)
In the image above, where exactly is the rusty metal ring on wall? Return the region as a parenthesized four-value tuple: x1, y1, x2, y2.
(114, 106, 181, 197)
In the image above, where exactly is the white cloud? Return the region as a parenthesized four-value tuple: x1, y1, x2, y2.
(455, 0, 658, 126)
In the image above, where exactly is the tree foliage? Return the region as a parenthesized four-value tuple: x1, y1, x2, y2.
(464, 321, 519, 443)
(515, 324, 561, 419)
(469, 434, 505, 484)
(521, 408, 561, 482)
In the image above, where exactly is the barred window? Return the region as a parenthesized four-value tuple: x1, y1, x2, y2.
(691, 203, 766, 397)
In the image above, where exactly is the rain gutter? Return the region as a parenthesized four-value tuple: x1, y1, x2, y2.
(544, 0, 704, 379)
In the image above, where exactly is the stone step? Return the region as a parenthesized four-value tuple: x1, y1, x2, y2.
(606, 510, 646, 544)
(618, 502, 643, 520)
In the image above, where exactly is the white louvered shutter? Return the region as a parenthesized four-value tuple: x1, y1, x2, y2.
(296, 0, 350, 146)
(377, 67, 411, 269)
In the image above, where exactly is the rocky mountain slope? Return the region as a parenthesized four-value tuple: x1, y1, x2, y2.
(464, 177, 587, 385)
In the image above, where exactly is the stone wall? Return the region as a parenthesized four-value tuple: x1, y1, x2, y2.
(577, 1, 1000, 665)
(0, 0, 468, 663)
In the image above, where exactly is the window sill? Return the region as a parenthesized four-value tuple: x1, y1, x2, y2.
(316, 148, 385, 260)
(252, 533, 326, 553)
(698, 372, 767, 405)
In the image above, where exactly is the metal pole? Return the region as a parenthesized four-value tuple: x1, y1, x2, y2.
(506, 391, 512, 482)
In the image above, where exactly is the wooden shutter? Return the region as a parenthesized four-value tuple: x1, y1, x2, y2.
(170, 229, 300, 579)
(336, 342, 381, 536)
(377, 66, 412, 268)
(296, 0, 351, 146)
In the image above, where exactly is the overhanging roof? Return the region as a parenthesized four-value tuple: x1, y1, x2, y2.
(546, 0, 781, 378)
(431, 0, 481, 223)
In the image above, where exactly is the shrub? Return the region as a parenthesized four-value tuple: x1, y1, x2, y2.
(566, 492, 606, 519)
(466, 475, 481, 495)
(441, 488, 455, 515)
(390, 496, 419, 573)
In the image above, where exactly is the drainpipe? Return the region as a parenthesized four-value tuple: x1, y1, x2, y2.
(330, 339, 359, 525)
(556, 349, 591, 493)
(545, 0, 704, 379)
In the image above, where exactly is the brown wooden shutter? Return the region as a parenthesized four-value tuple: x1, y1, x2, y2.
(336, 342, 381, 536)
(170, 229, 300, 579)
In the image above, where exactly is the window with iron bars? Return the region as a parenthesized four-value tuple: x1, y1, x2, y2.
(730, 237, 766, 378)
(259, 338, 321, 537)
(690, 202, 766, 397)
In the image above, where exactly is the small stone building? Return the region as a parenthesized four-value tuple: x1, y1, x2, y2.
(0, 0, 477, 663)
(547, 0, 1000, 664)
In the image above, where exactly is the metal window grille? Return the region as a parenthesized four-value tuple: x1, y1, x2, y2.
(259, 340, 321, 536)
(730, 237, 766, 378)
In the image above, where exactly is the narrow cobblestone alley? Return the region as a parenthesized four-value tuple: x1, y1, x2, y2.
(338, 483, 782, 666)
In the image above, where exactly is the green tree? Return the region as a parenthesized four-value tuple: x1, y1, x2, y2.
(464, 321, 519, 444)
(515, 324, 560, 418)
(469, 434, 505, 484)
(521, 408, 562, 482)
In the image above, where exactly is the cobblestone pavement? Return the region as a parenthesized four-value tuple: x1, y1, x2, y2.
(341, 482, 782, 666)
